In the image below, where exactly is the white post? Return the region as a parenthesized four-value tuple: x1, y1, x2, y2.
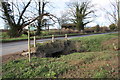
(52, 35, 54, 42)
(28, 26, 31, 62)
(118, 0, 120, 19)
(118, 0, 120, 50)
(34, 31, 36, 47)
(65, 34, 68, 40)
(34, 36, 36, 47)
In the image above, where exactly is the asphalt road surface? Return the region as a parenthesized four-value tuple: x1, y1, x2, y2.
(1, 32, 117, 55)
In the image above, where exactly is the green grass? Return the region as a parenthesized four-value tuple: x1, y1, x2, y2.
(71, 33, 117, 52)
(93, 70, 109, 78)
(2, 33, 118, 78)
(2, 57, 73, 78)
(2, 30, 115, 42)
(1, 33, 83, 42)
(2, 50, 118, 78)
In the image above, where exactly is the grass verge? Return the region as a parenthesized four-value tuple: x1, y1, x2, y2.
(1, 33, 85, 43)
(2, 33, 119, 78)
(2, 50, 118, 78)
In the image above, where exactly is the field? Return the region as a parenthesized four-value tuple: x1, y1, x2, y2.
(2, 33, 119, 78)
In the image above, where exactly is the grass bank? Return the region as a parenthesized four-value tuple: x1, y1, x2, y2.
(71, 33, 118, 52)
(2, 33, 119, 78)
(2, 50, 118, 78)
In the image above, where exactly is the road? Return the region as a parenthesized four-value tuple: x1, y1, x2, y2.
(1, 32, 117, 55)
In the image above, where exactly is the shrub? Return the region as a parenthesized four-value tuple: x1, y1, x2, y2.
(95, 25, 100, 32)
(109, 24, 117, 31)
(35, 40, 81, 57)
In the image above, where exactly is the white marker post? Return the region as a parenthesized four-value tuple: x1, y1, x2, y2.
(52, 35, 54, 42)
(34, 30, 36, 47)
(65, 34, 68, 40)
(28, 25, 31, 62)
(118, 0, 120, 50)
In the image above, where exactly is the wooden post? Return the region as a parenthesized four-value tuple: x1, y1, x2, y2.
(34, 31, 36, 47)
(118, 1, 120, 50)
(28, 26, 31, 62)
(65, 34, 68, 40)
(52, 35, 54, 42)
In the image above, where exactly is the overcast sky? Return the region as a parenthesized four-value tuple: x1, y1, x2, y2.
(0, 0, 116, 29)
(51, 0, 114, 27)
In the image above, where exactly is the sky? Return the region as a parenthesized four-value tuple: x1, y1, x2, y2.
(0, 0, 116, 29)
(51, 0, 114, 27)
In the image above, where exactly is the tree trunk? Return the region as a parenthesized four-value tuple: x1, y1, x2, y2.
(36, 25, 42, 35)
(76, 22, 84, 33)
(76, 22, 82, 31)
(36, 2, 42, 36)
(8, 26, 23, 37)
(48, 26, 49, 31)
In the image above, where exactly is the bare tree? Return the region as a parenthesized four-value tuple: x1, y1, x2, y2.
(0, 0, 56, 37)
(42, 18, 52, 31)
(59, 11, 70, 25)
(33, 0, 57, 35)
(35, 0, 49, 35)
(0, 0, 33, 37)
(66, 0, 95, 32)
(103, 0, 118, 25)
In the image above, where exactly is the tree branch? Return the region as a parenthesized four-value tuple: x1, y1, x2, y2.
(17, 0, 32, 25)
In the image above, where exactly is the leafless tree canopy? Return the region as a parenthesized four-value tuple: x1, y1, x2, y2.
(103, 0, 118, 25)
(66, 0, 96, 31)
(0, 0, 57, 37)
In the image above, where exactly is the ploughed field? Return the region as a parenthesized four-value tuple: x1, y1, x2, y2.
(2, 33, 119, 78)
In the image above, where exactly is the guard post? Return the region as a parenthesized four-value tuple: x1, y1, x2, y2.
(65, 34, 68, 40)
(52, 35, 54, 42)
(28, 25, 31, 62)
(34, 30, 36, 47)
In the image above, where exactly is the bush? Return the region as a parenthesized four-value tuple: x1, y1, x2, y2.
(109, 24, 117, 31)
(2, 32, 10, 38)
(35, 40, 82, 57)
(95, 25, 100, 32)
